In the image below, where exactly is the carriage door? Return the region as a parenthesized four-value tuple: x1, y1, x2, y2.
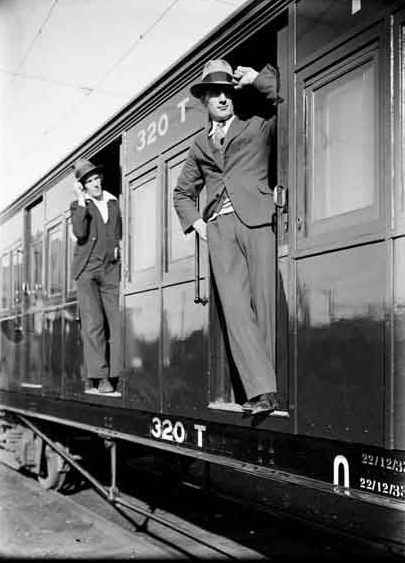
(0, 211, 24, 391)
(208, 14, 290, 412)
(123, 93, 209, 415)
(21, 198, 44, 390)
(294, 18, 387, 443)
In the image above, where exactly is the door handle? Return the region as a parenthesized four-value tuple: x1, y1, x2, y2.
(194, 234, 208, 306)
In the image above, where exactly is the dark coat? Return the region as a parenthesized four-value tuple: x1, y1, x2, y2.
(70, 196, 122, 280)
(173, 64, 278, 233)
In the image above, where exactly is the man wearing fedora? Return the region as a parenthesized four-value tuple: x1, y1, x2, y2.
(173, 59, 280, 415)
(70, 158, 122, 394)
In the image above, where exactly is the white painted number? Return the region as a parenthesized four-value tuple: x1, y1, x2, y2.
(157, 113, 169, 137)
(333, 454, 350, 488)
(136, 113, 169, 152)
(136, 129, 146, 152)
(150, 417, 186, 443)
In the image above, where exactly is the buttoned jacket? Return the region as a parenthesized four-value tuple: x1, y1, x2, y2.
(173, 64, 278, 233)
(70, 195, 122, 280)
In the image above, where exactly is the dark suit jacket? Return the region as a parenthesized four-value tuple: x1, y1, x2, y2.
(70, 195, 122, 280)
(173, 64, 278, 233)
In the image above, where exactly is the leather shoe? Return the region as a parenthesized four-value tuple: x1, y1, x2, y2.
(251, 392, 278, 416)
(241, 398, 257, 412)
(98, 379, 114, 394)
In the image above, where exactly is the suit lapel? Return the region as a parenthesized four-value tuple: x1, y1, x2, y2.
(198, 116, 249, 168)
(200, 123, 224, 170)
(222, 116, 248, 153)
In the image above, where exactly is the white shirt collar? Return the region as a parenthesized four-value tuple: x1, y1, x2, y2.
(86, 190, 116, 204)
(86, 190, 116, 223)
(209, 115, 235, 137)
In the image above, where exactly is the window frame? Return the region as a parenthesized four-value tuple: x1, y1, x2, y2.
(295, 24, 387, 255)
(44, 215, 65, 303)
(125, 159, 162, 292)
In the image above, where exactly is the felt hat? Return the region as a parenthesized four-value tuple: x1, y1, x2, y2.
(190, 59, 234, 99)
(73, 158, 103, 183)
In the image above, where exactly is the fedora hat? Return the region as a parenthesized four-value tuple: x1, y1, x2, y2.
(73, 158, 103, 183)
(190, 59, 234, 99)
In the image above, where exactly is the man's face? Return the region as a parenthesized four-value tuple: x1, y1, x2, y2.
(83, 172, 103, 199)
(203, 86, 234, 122)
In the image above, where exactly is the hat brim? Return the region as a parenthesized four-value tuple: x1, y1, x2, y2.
(78, 164, 103, 183)
(190, 81, 234, 99)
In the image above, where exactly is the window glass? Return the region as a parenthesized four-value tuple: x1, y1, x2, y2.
(47, 224, 63, 296)
(1, 253, 11, 309)
(169, 160, 194, 262)
(30, 241, 42, 291)
(310, 61, 375, 221)
(28, 200, 44, 300)
(11, 248, 22, 306)
(66, 218, 76, 293)
(131, 176, 157, 273)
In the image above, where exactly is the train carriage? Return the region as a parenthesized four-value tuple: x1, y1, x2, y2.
(1, 0, 405, 552)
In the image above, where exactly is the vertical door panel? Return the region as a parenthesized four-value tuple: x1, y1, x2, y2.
(124, 291, 160, 411)
(296, 244, 386, 444)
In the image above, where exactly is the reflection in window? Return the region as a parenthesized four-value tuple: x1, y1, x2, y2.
(28, 200, 43, 300)
(131, 177, 157, 273)
(66, 219, 76, 293)
(168, 160, 194, 262)
(1, 253, 11, 309)
(12, 248, 22, 305)
(310, 61, 375, 221)
(48, 224, 63, 296)
(30, 242, 42, 293)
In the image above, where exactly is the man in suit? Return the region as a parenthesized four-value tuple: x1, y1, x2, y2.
(70, 158, 122, 394)
(173, 59, 280, 415)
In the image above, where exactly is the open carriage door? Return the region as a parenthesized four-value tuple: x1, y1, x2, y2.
(208, 12, 291, 414)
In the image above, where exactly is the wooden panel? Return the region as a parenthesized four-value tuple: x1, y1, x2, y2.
(126, 85, 204, 173)
(43, 308, 63, 396)
(295, 0, 396, 64)
(296, 243, 386, 445)
(124, 291, 160, 411)
(161, 282, 208, 413)
(393, 236, 405, 449)
(63, 303, 84, 399)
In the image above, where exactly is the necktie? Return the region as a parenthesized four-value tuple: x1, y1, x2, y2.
(212, 121, 226, 150)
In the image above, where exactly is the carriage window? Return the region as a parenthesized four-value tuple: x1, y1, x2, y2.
(11, 248, 23, 307)
(27, 200, 44, 302)
(47, 223, 63, 296)
(30, 241, 43, 293)
(1, 253, 11, 309)
(168, 157, 194, 263)
(309, 60, 375, 222)
(131, 173, 157, 274)
(66, 218, 76, 294)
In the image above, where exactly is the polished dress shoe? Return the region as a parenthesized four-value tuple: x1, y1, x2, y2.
(241, 398, 257, 412)
(251, 392, 278, 416)
(98, 379, 114, 394)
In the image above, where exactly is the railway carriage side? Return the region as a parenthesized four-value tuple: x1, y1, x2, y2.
(0, 0, 405, 550)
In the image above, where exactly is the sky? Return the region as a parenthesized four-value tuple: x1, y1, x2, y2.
(0, 0, 247, 213)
